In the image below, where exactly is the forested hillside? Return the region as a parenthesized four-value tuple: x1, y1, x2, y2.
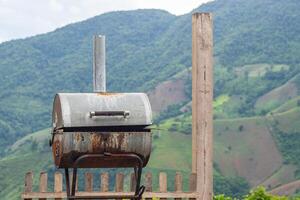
(0, 0, 300, 198)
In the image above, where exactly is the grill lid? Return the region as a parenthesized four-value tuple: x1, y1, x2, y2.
(52, 93, 152, 129)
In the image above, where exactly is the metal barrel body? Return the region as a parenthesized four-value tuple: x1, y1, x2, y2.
(51, 92, 153, 169)
(52, 131, 152, 168)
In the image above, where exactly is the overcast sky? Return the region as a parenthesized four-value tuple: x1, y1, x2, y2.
(0, 0, 212, 43)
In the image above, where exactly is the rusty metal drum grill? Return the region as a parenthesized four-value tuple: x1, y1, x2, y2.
(49, 36, 153, 200)
(51, 93, 152, 168)
(50, 93, 153, 200)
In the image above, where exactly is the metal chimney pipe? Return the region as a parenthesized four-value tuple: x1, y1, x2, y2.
(93, 35, 106, 92)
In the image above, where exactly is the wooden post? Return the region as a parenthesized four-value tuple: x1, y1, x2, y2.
(159, 172, 167, 200)
(85, 172, 93, 192)
(115, 173, 124, 192)
(39, 172, 47, 200)
(54, 172, 63, 200)
(175, 172, 183, 200)
(189, 173, 197, 200)
(100, 172, 109, 192)
(145, 172, 152, 200)
(24, 171, 33, 200)
(192, 12, 214, 200)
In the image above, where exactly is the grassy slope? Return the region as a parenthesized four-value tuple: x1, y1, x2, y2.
(148, 131, 192, 171)
(255, 74, 300, 113)
(0, 152, 51, 199)
(272, 96, 300, 114)
(3, 105, 300, 198)
(158, 114, 282, 186)
(235, 64, 289, 78)
(153, 106, 300, 190)
(215, 117, 283, 186)
(261, 164, 298, 190)
(271, 107, 300, 133)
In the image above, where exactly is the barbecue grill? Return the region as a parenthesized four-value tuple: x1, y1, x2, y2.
(49, 36, 152, 200)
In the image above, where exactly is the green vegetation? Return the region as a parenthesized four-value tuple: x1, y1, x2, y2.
(214, 168, 249, 198)
(267, 109, 300, 172)
(214, 187, 300, 200)
(156, 107, 300, 195)
(271, 97, 300, 114)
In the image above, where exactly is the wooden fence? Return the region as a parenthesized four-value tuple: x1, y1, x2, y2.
(22, 171, 198, 199)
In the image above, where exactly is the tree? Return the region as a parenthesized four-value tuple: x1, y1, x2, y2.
(239, 125, 244, 132)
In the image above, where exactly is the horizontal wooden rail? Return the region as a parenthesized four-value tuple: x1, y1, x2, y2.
(22, 192, 199, 199)
(22, 171, 198, 199)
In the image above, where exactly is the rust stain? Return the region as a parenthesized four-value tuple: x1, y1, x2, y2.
(116, 133, 125, 149)
(91, 133, 102, 152)
(103, 133, 126, 153)
(75, 132, 81, 142)
(96, 92, 120, 96)
(52, 139, 62, 166)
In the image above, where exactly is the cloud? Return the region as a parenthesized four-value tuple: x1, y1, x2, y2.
(0, 0, 211, 43)
(49, 0, 64, 12)
(69, 5, 80, 15)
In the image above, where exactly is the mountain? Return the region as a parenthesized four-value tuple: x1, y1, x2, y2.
(0, 9, 200, 151)
(1, 0, 300, 151)
(0, 9, 178, 150)
(0, 0, 300, 198)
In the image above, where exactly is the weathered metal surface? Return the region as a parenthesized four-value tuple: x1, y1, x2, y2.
(52, 131, 152, 168)
(52, 93, 152, 128)
(93, 35, 106, 92)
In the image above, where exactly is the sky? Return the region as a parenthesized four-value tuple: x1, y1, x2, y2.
(0, 0, 212, 43)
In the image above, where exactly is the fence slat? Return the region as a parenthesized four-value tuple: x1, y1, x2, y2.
(22, 171, 200, 199)
(100, 172, 109, 192)
(145, 172, 152, 192)
(24, 171, 33, 200)
(85, 172, 93, 192)
(145, 172, 152, 200)
(159, 172, 167, 200)
(175, 172, 183, 200)
(39, 172, 47, 200)
(54, 172, 63, 200)
(130, 173, 136, 192)
(115, 173, 124, 192)
(189, 173, 197, 200)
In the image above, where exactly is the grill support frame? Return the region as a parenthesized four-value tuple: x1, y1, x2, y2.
(64, 153, 145, 200)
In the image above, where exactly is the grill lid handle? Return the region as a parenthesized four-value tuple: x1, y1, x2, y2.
(89, 111, 130, 118)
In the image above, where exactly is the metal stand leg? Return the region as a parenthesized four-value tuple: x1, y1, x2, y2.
(64, 168, 78, 200)
(71, 168, 77, 197)
(65, 168, 70, 198)
(63, 153, 145, 199)
(134, 164, 145, 200)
